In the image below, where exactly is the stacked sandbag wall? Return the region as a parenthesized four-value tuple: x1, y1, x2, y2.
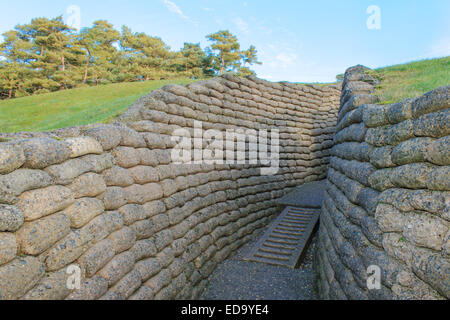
(0, 74, 341, 300)
(315, 65, 449, 300)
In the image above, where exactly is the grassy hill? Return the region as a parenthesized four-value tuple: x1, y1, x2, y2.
(372, 56, 450, 104)
(1, 56, 448, 133)
(0, 79, 197, 133)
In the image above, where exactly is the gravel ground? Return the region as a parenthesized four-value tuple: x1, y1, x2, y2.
(200, 228, 319, 300)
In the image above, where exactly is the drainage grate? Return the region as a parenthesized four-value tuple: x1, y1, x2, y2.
(244, 206, 320, 268)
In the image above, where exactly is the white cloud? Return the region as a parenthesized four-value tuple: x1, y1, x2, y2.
(428, 37, 450, 57)
(265, 49, 296, 74)
(274, 53, 297, 65)
(162, 0, 189, 20)
(254, 42, 342, 82)
(234, 18, 249, 34)
(267, 50, 301, 70)
(256, 24, 273, 36)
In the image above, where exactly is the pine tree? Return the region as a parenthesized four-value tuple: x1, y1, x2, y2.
(0, 30, 33, 98)
(206, 30, 241, 75)
(0, 61, 28, 98)
(178, 43, 207, 78)
(15, 16, 82, 92)
(238, 45, 261, 77)
(241, 45, 261, 67)
(119, 26, 173, 81)
(78, 20, 120, 85)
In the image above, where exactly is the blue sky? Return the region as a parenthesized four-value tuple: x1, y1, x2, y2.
(0, 0, 449, 82)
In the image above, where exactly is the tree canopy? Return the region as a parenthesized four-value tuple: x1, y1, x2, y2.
(0, 16, 261, 99)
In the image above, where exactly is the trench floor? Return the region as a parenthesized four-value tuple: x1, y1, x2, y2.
(200, 227, 318, 300)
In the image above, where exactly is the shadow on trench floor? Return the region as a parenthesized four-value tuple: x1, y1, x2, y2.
(200, 227, 319, 300)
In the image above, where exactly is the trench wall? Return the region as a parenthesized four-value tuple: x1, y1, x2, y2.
(315, 65, 449, 300)
(0, 74, 340, 300)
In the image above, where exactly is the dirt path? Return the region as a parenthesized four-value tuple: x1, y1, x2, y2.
(200, 229, 318, 300)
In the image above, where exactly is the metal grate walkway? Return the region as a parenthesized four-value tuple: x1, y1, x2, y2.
(244, 206, 320, 268)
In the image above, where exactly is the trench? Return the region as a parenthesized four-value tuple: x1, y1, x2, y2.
(201, 221, 319, 300)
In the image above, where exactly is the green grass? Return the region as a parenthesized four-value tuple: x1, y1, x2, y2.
(372, 56, 450, 104)
(1, 57, 449, 133)
(0, 79, 197, 133)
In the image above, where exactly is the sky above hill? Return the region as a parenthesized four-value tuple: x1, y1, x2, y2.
(0, 0, 449, 82)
